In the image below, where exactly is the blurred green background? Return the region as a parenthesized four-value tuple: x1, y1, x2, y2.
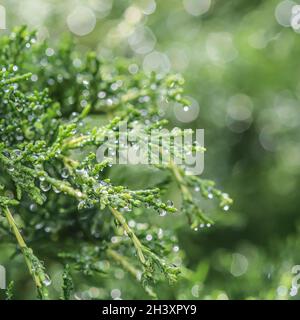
(1, 0, 300, 299)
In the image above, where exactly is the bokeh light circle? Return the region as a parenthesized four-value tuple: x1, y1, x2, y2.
(174, 96, 200, 123)
(275, 0, 296, 27)
(206, 32, 238, 65)
(183, 0, 211, 16)
(128, 26, 156, 54)
(67, 6, 96, 36)
(143, 51, 171, 75)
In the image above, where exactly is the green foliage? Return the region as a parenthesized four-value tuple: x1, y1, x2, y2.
(5, 281, 14, 300)
(2, 0, 300, 300)
(0, 27, 231, 300)
(61, 264, 74, 300)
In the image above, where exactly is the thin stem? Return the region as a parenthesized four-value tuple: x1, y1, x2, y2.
(170, 161, 192, 201)
(109, 207, 146, 265)
(107, 249, 140, 278)
(3, 207, 44, 291)
(62, 156, 147, 266)
(0, 73, 32, 87)
(169, 160, 193, 223)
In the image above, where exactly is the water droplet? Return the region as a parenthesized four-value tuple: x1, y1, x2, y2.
(35, 223, 44, 230)
(158, 228, 164, 239)
(111, 288, 121, 300)
(167, 200, 174, 207)
(2, 151, 10, 158)
(53, 186, 61, 194)
(45, 48, 55, 57)
(106, 98, 113, 106)
(146, 234, 153, 241)
(159, 210, 167, 216)
(13, 149, 21, 157)
(40, 180, 51, 192)
(111, 83, 119, 91)
(42, 275, 52, 287)
(76, 168, 88, 178)
(29, 203, 37, 212)
(173, 246, 179, 252)
(128, 220, 136, 228)
(97, 91, 106, 99)
(61, 168, 69, 179)
(16, 135, 24, 141)
(31, 74, 38, 82)
(45, 226, 52, 233)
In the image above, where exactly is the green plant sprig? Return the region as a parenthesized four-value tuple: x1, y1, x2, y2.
(0, 27, 231, 299)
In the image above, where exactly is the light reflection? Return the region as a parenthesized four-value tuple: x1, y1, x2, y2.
(67, 6, 96, 36)
(128, 26, 156, 54)
(259, 127, 277, 152)
(183, 0, 211, 16)
(140, 0, 157, 15)
(230, 253, 248, 277)
(88, 0, 113, 19)
(111, 288, 121, 299)
(227, 94, 253, 121)
(124, 6, 143, 24)
(174, 96, 199, 123)
(206, 32, 238, 66)
(18, 0, 50, 25)
(275, 0, 296, 27)
(143, 51, 171, 75)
